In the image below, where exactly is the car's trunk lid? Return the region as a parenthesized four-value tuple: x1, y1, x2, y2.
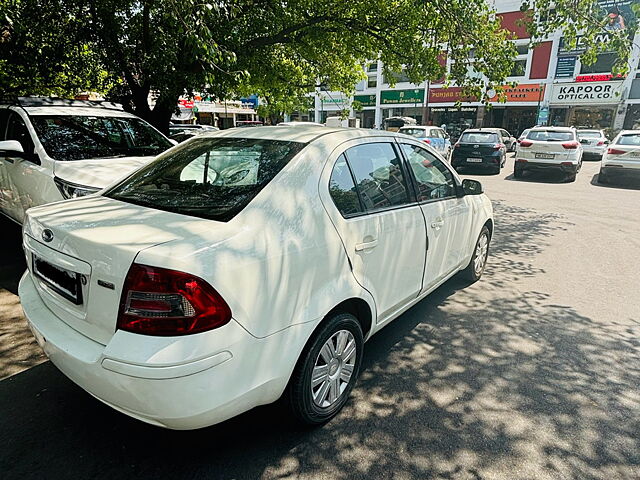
(22, 196, 218, 345)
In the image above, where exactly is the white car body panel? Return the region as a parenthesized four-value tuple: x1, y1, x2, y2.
(601, 131, 640, 171)
(19, 126, 493, 429)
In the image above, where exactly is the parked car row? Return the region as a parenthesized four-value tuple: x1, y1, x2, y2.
(1, 98, 494, 430)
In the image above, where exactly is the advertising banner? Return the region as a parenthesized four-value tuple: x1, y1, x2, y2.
(380, 89, 424, 105)
(550, 81, 624, 104)
(429, 84, 544, 103)
(353, 94, 377, 107)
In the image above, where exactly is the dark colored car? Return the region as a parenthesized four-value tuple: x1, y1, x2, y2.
(451, 130, 507, 174)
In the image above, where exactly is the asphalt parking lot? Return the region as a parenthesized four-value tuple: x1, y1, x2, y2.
(1, 153, 639, 480)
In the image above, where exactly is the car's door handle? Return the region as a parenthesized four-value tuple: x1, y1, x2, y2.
(355, 239, 378, 251)
(431, 218, 445, 230)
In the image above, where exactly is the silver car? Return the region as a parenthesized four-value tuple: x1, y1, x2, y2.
(577, 129, 608, 160)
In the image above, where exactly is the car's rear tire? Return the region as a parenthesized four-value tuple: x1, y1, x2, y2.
(286, 313, 363, 425)
(460, 226, 490, 282)
(513, 165, 523, 178)
(598, 169, 609, 184)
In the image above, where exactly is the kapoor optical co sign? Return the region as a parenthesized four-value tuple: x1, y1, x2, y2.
(550, 81, 624, 104)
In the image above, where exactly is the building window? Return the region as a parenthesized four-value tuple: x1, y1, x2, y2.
(367, 63, 378, 73)
(367, 77, 377, 88)
(580, 53, 617, 74)
(384, 71, 411, 84)
(510, 59, 527, 77)
(516, 44, 529, 55)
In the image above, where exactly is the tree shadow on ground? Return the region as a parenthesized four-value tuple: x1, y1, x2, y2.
(1, 203, 638, 480)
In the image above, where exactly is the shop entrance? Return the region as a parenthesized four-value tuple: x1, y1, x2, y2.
(569, 107, 615, 130)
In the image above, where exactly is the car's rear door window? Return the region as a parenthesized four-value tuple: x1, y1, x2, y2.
(343, 142, 412, 211)
(107, 137, 306, 221)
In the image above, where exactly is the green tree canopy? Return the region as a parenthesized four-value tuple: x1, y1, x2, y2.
(1, 0, 637, 132)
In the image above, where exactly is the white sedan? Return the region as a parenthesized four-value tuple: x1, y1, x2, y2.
(599, 130, 640, 184)
(19, 126, 493, 429)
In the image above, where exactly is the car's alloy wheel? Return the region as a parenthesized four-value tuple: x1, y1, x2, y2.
(286, 313, 363, 425)
(311, 330, 357, 408)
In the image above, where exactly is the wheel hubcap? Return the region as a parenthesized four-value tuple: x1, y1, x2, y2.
(311, 330, 357, 408)
(473, 234, 489, 274)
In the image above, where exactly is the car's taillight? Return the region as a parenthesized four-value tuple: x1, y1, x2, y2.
(423, 138, 431, 144)
(493, 143, 504, 150)
(607, 148, 626, 155)
(117, 264, 231, 336)
(454, 143, 460, 149)
(597, 140, 605, 146)
(519, 140, 533, 147)
(562, 141, 579, 149)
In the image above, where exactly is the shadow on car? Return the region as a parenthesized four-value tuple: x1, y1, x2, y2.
(590, 174, 640, 191)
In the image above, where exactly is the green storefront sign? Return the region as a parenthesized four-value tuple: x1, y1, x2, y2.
(353, 94, 377, 107)
(380, 89, 424, 105)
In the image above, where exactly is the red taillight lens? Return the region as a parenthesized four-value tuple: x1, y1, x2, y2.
(519, 140, 533, 147)
(562, 141, 579, 149)
(597, 140, 605, 146)
(607, 148, 626, 155)
(493, 143, 504, 150)
(423, 138, 431, 144)
(117, 264, 231, 336)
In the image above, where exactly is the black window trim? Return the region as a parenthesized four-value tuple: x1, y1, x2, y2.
(329, 140, 419, 220)
(395, 140, 461, 205)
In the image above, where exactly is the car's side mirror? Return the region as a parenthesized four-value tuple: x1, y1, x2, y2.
(0, 140, 24, 155)
(461, 179, 483, 196)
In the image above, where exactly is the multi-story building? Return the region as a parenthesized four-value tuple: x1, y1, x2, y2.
(311, 0, 640, 137)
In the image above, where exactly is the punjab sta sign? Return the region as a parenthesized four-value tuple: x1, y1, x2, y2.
(550, 81, 624, 104)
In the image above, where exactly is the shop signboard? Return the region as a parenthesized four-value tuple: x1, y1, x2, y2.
(555, 56, 577, 78)
(429, 84, 543, 103)
(576, 74, 625, 82)
(550, 81, 624, 104)
(380, 89, 424, 105)
(353, 94, 377, 107)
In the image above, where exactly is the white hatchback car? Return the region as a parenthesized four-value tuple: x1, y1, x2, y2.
(515, 127, 583, 182)
(19, 126, 493, 429)
(577, 129, 609, 160)
(599, 130, 640, 184)
(0, 97, 173, 223)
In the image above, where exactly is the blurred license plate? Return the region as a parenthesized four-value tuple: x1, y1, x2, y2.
(467, 158, 482, 162)
(535, 153, 555, 159)
(33, 256, 82, 305)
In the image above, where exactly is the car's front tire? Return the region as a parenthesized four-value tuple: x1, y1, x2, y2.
(286, 313, 364, 425)
(460, 226, 491, 282)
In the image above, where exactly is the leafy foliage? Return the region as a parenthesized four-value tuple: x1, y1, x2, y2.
(1, 0, 637, 131)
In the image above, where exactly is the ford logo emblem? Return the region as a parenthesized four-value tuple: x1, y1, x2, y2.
(41, 229, 54, 243)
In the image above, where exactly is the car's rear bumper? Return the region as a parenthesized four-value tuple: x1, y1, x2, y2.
(19, 272, 291, 430)
(515, 160, 578, 173)
(582, 149, 604, 159)
(451, 155, 502, 168)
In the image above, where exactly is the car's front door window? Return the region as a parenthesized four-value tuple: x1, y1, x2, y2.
(400, 143, 456, 201)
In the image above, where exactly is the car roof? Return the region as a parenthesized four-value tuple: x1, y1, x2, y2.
(17, 106, 138, 117)
(462, 129, 500, 134)
(529, 126, 575, 132)
(202, 126, 402, 144)
(617, 130, 640, 135)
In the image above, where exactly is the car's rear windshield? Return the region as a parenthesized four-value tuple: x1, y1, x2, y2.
(578, 131, 602, 139)
(527, 130, 574, 142)
(616, 134, 640, 145)
(399, 128, 428, 138)
(31, 115, 172, 160)
(106, 137, 306, 222)
(459, 132, 497, 143)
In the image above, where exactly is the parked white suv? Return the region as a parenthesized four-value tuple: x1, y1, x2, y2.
(599, 130, 640, 184)
(19, 126, 493, 429)
(515, 127, 583, 182)
(0, 97, 173, 223)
